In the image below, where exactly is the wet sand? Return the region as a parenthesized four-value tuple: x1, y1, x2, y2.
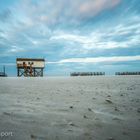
(0, 76, 140, 140)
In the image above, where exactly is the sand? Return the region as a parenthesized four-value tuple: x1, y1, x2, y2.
(0, 76, 140, 140)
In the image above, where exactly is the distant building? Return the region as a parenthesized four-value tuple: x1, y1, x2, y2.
(16, 58, 45, 77)
(0, 72, 7, 77)
(0, 66, 7, 77)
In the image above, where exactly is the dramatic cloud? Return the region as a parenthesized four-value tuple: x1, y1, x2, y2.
(51, 16, 140, 51)
(79, 0, 121, 18)
(6, 0, 121, 27)
(48, 55, 140, 64)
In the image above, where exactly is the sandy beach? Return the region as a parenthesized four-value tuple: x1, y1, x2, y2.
(0, 76, 140, 140)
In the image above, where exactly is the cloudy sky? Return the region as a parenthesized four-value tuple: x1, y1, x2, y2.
(0, 0, 140, 76)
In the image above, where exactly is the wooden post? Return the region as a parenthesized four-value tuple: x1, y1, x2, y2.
(17, 68, 19, 77)
(41, 68, 43, 77)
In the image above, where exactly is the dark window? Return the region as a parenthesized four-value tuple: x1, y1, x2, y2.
(28, 62, 34, 65)
(23, 62, 25, 65)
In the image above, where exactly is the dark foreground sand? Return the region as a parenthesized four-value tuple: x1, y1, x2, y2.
(0, 76, 140, 140)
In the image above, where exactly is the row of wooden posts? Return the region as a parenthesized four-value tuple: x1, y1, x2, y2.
(70, 72, 105, 76)
(70, 72, 140, 76)
(115, 72, 140, 75)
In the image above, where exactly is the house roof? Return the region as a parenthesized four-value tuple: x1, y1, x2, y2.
(16, 58, 45, 61)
